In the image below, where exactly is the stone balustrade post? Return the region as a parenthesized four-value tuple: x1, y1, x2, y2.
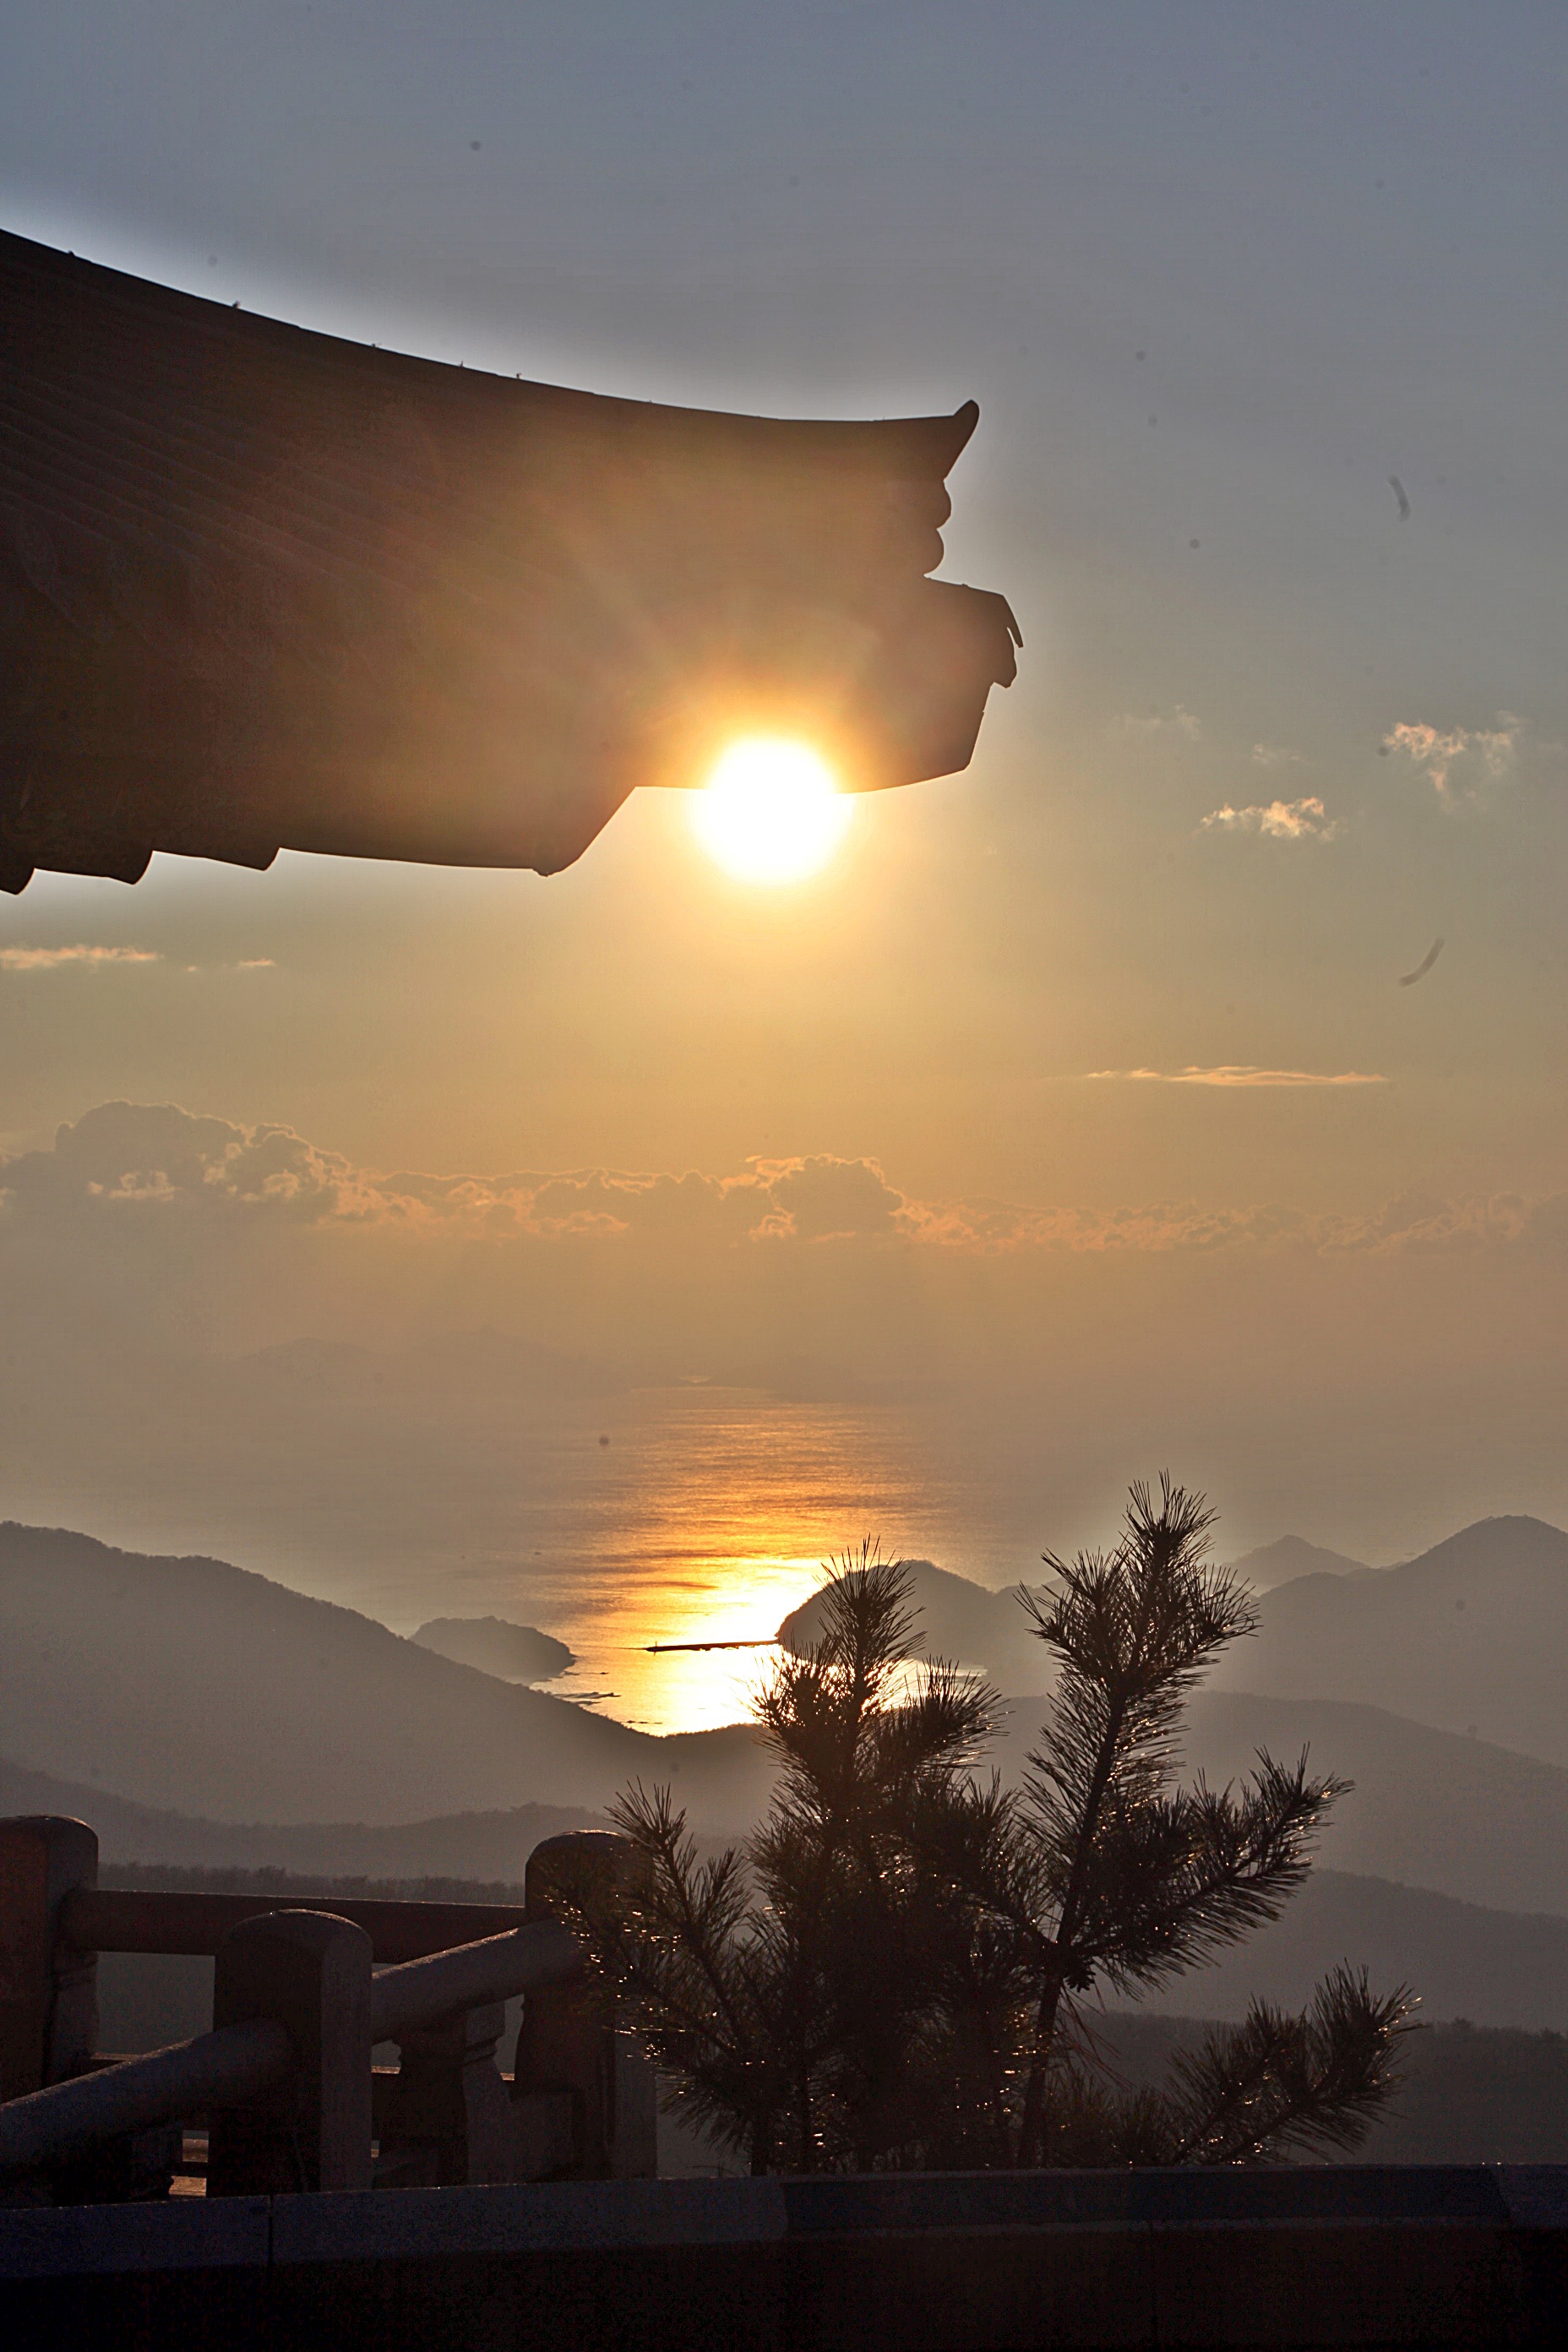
(0, 1816, 99, 2102)
(374, 1999, 514, 2186)
(208, 1909, 373, 2196)
(517, 1831, 657, 2180)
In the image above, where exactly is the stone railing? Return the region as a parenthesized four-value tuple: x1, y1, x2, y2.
(0, 1816, 655, 2202)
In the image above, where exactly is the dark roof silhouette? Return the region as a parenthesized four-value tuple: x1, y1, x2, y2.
(0, 231, 1018, 893)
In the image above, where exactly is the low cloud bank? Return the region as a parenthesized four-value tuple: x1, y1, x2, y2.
(2, 1102, 1565, 1264)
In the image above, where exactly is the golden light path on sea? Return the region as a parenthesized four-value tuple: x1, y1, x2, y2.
(483, 1388, 992, 1733)
(547, 1550, 826, 1733)
(155, 1386, 1021, 1738)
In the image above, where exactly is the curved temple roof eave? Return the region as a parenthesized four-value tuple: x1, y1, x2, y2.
(0, 232, 1016, 892)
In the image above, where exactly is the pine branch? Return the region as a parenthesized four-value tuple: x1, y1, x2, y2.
(1013, 1477, 1252, 2162)
(602, 1783, 758, 2068)
(1165, 1968, 1414, 2164)
(1068, 1750, 1347, 1989)
(868, 1660, 1003, 1789)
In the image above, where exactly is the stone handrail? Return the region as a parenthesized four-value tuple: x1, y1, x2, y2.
(57, 1885, 531, 1963)
(0, 2021, 291, 2177)
(368, 1919, 584, 2042)
(0, 1816, 655, 2200)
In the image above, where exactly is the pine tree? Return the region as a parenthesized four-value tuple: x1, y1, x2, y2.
(994, 1477, 1410, 2167)
(567, 1544, 999, 2171)
(564, 1487, 1411, 2173)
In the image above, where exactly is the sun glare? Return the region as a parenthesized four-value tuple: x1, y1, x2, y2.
(692, 738, 852, 883)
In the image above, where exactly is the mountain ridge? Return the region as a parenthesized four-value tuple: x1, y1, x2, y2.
(10, 1510, 1568, 1858)
(1210, 1512, 1568, 1761)
(1223, 1533, 1367, 1588)
(0, 1520, 770, 1827)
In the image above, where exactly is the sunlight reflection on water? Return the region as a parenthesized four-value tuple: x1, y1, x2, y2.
(12, 1367, 1069, 1736)
(438, 1387, 1001, 1733)
(540, 1554, 820, 1733)
(63, 1380, 1048, 1737)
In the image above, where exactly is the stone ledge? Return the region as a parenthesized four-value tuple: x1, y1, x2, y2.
(3, 2167, 1567, 2351)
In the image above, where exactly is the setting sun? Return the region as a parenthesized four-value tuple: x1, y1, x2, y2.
(691, 738, 852, 883)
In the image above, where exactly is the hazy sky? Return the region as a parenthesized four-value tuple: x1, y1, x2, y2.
(3, 4, 1565, 1599)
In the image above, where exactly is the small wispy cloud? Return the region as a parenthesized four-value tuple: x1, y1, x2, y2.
(0, 945, 161, 972)
(1250, 742, 1303, 770)
(1084, 1065, 1387, 1088)
(1115, 705, 1202, 741)
(1380, 714, 1520, 806)
(236, 959, 275, 970)
(1200, 796, 1338, 841)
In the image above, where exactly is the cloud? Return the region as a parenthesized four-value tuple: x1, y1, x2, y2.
(878, 1184, 1566, 1260)
(8, 1102, 1566, 1274)
(1114, 705, 1202, 741)
(1250, 743, 1303, 770)
(399, 1152, 905, 1247)
(0, 947, 274, 977)
(1082, 1066, 1386, 1088)
(0, 1106, 906, 1249)
(9, 1102, 366, 1222)
(1380, 715, 1521, 806)
(0, 944, 161, 972)
(1200, 796, 1338, 841)
(748, 1155, 905, 1242)
(894, 1195, 1320, 1255)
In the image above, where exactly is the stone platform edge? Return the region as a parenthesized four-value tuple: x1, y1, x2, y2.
(3, 2165, 1567, 2350)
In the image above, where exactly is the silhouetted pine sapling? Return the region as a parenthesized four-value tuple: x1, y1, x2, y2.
(997, 1478, 1411, 2167)
(562, 1488, 1411, 2174)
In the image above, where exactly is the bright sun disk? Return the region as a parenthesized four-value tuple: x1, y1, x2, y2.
(692, 738, 852, 883)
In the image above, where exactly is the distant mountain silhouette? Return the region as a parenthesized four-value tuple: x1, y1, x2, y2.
(1206, 1515, 1568, 1764)
(1224, 1534, 1367, 1589)
(778, 1556, 1043, 1685)
(65, 1849, 1568, 2048)
(0, 1756, 606, 1879)
(90, 1873, 1568, 2049)
(411, 1616, 574, 1682)
(18, 1683, 1568, 1921)
(72, 1854, 1568, 2160)
(777, 1537, 1369, 1670)
(0, 1522, 770, 1828)
(13, 1511, 1568, 1890)
(780, 1525, 1568, 1805)
(985, 1690, 1568, 1918)
(1126, 1867, 1568, 2033)
(1079, 2016, 1568, 2166)
(1351, 2023, 1568, 2165)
